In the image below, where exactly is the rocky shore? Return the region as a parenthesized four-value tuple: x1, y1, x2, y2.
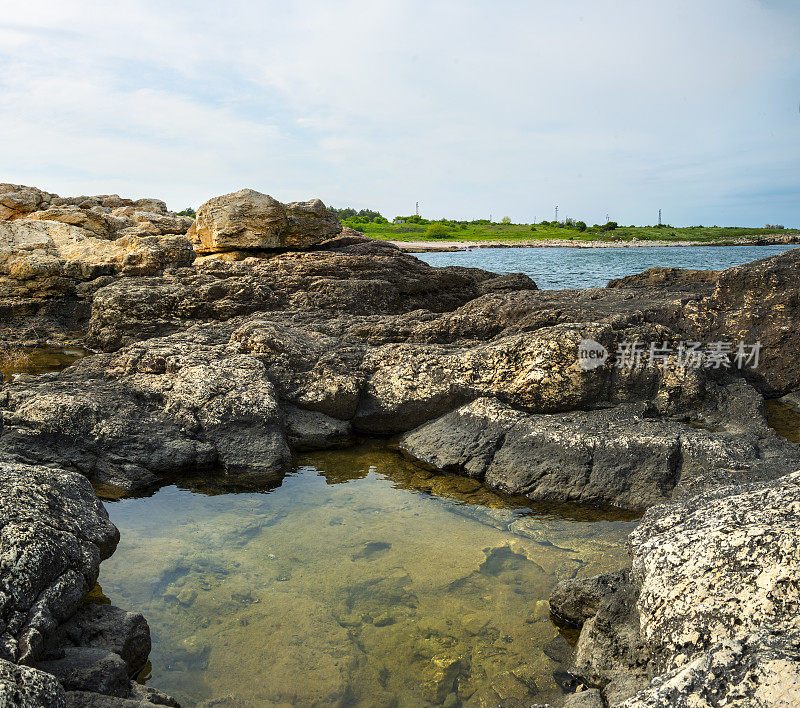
(391, 235, 800, 253)
(1, 181, 799, 706)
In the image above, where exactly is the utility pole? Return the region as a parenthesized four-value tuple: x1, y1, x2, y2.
(555, 206, 558, 222)
(658, 208, 662, 226)
(415, 202, 419, 216)
(605, 213, 609, 223)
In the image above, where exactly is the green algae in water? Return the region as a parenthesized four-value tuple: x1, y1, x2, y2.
(97, 443, 638, 707)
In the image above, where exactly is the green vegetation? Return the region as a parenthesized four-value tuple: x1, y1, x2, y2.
(329, 207, 796, 245)
(328, 207, 387, 224)
(424, 222, 452, 238)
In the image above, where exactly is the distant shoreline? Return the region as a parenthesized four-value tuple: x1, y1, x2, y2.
(390, 237, 800, 253)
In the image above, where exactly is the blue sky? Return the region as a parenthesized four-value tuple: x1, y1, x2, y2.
(1, 0, 798, 226)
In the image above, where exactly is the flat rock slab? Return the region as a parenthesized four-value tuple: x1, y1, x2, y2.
(399, 396, 800, 510)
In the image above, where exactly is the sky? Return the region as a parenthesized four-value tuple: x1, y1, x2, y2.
(0, 0, 798, 226)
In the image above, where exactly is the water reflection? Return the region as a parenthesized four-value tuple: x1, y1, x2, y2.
(97, 442, 638, 707)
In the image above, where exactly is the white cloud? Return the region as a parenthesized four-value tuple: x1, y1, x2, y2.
(0, 0, 798, 225)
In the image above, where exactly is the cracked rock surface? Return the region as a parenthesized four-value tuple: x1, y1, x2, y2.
(0, 462, 118, 665)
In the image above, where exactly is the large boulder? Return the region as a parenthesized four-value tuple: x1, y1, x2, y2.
(0, 463, 119, 664)
(630, 469, 800, 673)
(187, 189, 341, 253)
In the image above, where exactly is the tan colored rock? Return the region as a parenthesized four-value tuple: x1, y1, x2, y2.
(132, 197, 167, 214)
(0, 219, 195, 281)
(188, 188, 341, 253)
(25, 206, 121, 238)
(0, 183, 53, 220)
(285, 198, 342, 241)
(0, 220, 60, 277)
(132, 211, 193, 236)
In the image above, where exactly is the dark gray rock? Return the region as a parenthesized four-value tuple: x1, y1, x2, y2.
(607, 266, 718, 292)
(399, 391, 800, 510)
(284, 405, 353, 450)
(86, 240, 492, 351)
(0, 341, 288, 490)
(37, 647, 129, 697)
(0, 463, 119, 664)
(65, 688, 179, 707)
(550, 569, 631, 627)
(568, 572, 650, 704)
(46, 605, 150, 676)
(677, 247, 800, 395)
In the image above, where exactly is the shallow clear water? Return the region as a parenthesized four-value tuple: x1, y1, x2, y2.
(97, 443, 638, 707)
(417, 244, 800, 289)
